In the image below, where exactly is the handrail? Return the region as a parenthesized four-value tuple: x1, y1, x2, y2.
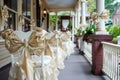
(7, 7, 18, 14)
(102, 41, 120, 80)
(102, 41, 120, 48)
(23, 16, 31, 21)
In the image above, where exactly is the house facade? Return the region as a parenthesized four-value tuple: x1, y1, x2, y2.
(112, 3, 120, 26)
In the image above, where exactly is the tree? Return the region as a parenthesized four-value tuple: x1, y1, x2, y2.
(49, 15, 56, 29)
(105, 0, 118, 17)
(87, 0, 96, 12)
(87, 0, 118, 17)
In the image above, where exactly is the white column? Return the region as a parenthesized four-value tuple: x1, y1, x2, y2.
(74, 11, 77, 34)
(75, 11, 77, 28)
(75, 10, 78, 34)
(77, 0, 81, 28)
(96, 0, 107, 34)
(81, 0, 86, 25)
(76, 9, 78, 28)
(72, 16, 75, 42)
(55, 12, 58, 31)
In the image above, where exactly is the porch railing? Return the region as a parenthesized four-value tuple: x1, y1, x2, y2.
(78, 37, 92, 64)
(102, 42, 120, 80)
(83, 41, 92, 64)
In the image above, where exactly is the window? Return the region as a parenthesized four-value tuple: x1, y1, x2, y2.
(36, 0, 41, 27)
(4, 0, 17, 30)
(22, 0, 31, 18)
(5, 11, 16, 30)
(114, 18, 119, 25)
(4, 0, 17, 11)
(22, 0, 31, 32)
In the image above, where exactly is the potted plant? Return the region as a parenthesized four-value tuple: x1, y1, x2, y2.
(108, 25, 120, 44)
(76, 29, 82, 37)
(82, 24, 96, 42)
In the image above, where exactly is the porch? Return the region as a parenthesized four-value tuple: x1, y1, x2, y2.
(0, 0, 119, 80)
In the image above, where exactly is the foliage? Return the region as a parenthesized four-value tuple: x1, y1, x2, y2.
(87, 0, 96, 12)
(112, 37, 118, 43)
(106, 26, 111, 32)
(105, 0, 118, 17)
(87, 0, 117, 17)
(82, 24, 96, 36)
(76, 29, 82, 36)
(108, 25, 120, 37)
(49, 11, 71, 30)
(49, 15, 56, 28)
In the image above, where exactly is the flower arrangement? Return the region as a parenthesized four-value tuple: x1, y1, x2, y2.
(82, 24, 96, 36)
(82, 24, 96, 42)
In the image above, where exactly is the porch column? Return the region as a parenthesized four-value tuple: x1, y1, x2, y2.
(0, 0, 4, 31)
(75, 11, 77, 34)
(55, 12, 58, 31)
(72, 16, 75, 42)
(17, 0, 22, 31)
(77, 0, 81, 28)
(76, 10, 78, 28)
(81, 0, 86, 25)
(96, 0, 107, 34)
(91, 0, 112, 75)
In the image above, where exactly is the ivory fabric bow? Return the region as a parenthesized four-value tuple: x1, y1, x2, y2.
(60, 31, 71, 42)
(90, 9, 109, 25)
(0, 28, 52, 80)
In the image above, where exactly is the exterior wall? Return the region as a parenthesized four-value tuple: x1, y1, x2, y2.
(0, 41, 11, 68)
(0, 0, 47, 31)
(0, 0, 46, 68)
(112, 6, 120, 26)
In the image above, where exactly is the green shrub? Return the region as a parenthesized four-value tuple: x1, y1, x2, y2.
(112, 37, 118, 43)
(108, 25, 120, 37)
(106, 26, 111, 32)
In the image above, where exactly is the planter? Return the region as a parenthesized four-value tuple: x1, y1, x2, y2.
(74, 35, 82, 47)
(83, 34, 92, 43)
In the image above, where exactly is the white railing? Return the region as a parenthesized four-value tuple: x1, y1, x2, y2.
(102, 42, 120, 80)
(0, 40, 11, 68)
(78, 37, 92, 64)
(83, 41, 92, 64)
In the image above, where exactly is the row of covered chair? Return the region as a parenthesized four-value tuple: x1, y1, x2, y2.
(0, 28, 75, 80)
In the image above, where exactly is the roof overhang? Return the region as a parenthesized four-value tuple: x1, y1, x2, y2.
(43, 0, 78, 12)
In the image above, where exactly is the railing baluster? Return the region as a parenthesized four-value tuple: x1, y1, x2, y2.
(102, 42, 120, 80)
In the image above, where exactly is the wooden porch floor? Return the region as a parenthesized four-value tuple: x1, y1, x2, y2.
(58, 48, 105, 80)
(0, 48, 105, 80)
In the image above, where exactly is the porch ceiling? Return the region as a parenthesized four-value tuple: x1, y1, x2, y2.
(44, 0, 78, 11)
